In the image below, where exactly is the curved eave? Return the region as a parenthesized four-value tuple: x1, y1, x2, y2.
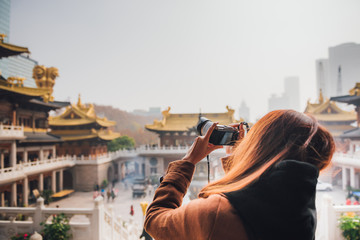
(95, 119, 116, 127)
(0, 41, 30, 58)
(331, 95, 360, 105)
(0, 84, 49, 97)
(49, 119, 96, 126)
(60, 132, 120, 141)
(98, 132, 121, 141)
(60, 134, 99, 141)
(145, 125, 192, 132)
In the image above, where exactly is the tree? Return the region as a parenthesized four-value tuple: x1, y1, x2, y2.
(107, 136, 135, 151)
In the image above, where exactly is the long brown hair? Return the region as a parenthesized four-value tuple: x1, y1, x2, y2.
(199, 110, 335, 198)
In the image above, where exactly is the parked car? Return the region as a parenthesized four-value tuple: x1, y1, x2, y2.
(132, 178, 147, 198)
(316, 181, 333, 191)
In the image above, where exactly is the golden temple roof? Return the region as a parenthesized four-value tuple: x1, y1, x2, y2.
(50, 129, 120, 141)
(49, 95, 116, 127)
(0, 77, 50, 97)
(0, 34, 30, 58)
(304, 91, 356, 123)
(145, 106, 236, 132)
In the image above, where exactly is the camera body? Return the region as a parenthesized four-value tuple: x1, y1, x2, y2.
(196, 117, 239, 145)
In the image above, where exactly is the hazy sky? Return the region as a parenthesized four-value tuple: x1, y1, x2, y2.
(9, 0, 360, 121)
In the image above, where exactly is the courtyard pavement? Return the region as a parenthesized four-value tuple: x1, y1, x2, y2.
(48, 182, 154, 225)
(47, 182, 349, 226)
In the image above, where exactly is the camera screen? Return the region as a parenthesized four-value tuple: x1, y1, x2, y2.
(219, 132, 234, 145)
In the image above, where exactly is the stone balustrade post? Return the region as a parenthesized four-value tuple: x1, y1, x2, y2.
(10, 141, 16, 167)
(33, 197, 45, 233)
(92, 196, 104, 240)
(59, 169, 63, 191)
(23, 176, 29, 206)
(51, 171, 56, 193)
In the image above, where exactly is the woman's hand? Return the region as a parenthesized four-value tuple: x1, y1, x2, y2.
(182, 122, 223, 165)
(225, 122, 246, 155)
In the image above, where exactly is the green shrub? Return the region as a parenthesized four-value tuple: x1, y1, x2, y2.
(40, 213, 71, 240)
(339, 213, 360, 240)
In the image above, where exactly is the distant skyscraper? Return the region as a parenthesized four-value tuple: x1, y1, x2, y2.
(316, 42, 360, 98)
(238, 100, 250, 122)
(284, 76, 300, 110)
(0, 0, 38, 86)
(268, 77, 300, 112)
(268, 93, 289, 112)
(316, 59, 330, 98)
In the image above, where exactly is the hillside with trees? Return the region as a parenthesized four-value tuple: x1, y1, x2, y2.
(93, 105, 160, 146)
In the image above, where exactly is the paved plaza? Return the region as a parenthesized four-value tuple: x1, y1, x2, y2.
(47, 181, 349, 227)
(48, 182, 155, 225)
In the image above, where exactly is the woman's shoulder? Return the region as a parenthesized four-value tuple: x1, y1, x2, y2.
(187, 194, 248, 240)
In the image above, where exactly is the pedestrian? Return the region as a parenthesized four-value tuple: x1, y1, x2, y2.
(144, 110, 335, 240)
(130, 205, 134, 216)
(101, 189, 105, 198)
(111, 188, 116, 201)
(106, 188, 111, 202)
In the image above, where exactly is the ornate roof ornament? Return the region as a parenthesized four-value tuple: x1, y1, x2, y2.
(32, 65, 59, 102)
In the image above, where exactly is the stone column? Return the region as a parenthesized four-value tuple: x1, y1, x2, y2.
(11, 182, 17, 207)
(350, 167, 356, 188)
(10, 141, 16, 167)
(342, 167, 347, 190)
(39, 148, 44, 161)
(59, 169, 63, 191)
(1, 192, 4, 207)
(51, 171, 56, 193)
(0, 151, 4, 169)
(23, 149, 28, 163)
(23, 177, 28, 206)
(52, 146, 56, 158)
(39, 173, 44, 192)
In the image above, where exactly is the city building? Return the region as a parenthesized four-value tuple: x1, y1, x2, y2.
(238, 100, 250, 122)
(316, 43, 360, 98)
(268, 76, 300, 111)
(0, 0, 38, 86)
(145, 106, 237, 146)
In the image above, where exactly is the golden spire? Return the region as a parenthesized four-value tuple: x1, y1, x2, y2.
(77, 94, 82, 107)
(319, 89, 324, 104)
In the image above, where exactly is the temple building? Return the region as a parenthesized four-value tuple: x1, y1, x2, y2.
(49, 95, 120, 157)
(145, 106, 237, 146)
(304, 90, 356, 137)
(0, 58, 70, 206)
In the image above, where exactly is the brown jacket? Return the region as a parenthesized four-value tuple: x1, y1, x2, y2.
(144, 160, 249, 240)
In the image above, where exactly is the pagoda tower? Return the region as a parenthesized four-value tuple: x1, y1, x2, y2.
(49, 95, 120, 157)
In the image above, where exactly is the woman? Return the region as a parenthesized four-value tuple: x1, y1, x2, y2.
(144, 110, 335, 240)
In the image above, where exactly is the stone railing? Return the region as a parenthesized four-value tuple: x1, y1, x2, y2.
(316, 194, 360, 240)
(332, 152, 360, 168)
(0, 156, 75, 185)
(0, 124, 24, 139)
(112, 145, 226, 157)
(0, 197, 141, 240)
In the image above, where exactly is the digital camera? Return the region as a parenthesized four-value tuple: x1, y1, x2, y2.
(196, 117, 240, 146)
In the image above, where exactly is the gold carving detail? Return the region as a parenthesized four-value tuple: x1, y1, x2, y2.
(32, 65, 59, 102)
